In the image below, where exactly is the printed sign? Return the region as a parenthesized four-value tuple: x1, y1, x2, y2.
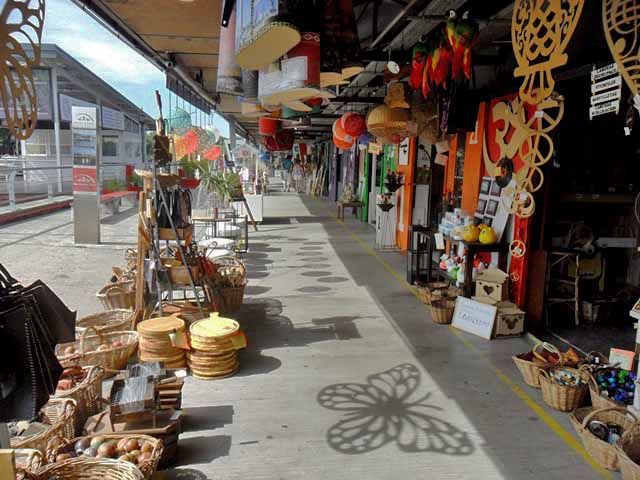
(591, 88, 621, 105)
(590, 100, 620, 119)
(60, 95, 98, 122)
(101, 106, 125, 131)
(72, 167, 98, 193)
(72, 106, 97, 130)
(452, 297, 497, 340)
(368, 142, 382, 155)
(591, 63, 618, 82)
(591, 75, 622, 94)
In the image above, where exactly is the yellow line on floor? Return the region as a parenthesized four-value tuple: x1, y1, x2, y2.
(337, 219, 612, 479)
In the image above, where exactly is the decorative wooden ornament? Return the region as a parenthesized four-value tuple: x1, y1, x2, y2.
(603, 0, 640, 95)
(512, 0, 584, 105)
(385, 83, 410, 109)
(366, 105, 411, 139)
(0, 0, 45, 141)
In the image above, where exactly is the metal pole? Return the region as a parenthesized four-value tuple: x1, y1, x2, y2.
(51, 67, 63, 193)
(8, 170, 16, 210)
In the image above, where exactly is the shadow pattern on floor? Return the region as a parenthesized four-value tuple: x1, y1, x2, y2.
(318, 364, 474, 456)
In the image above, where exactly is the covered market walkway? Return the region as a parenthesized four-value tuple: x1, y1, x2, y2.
(1, 193, 612, 480)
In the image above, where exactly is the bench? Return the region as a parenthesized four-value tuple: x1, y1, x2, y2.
(100, 190, 137, 215)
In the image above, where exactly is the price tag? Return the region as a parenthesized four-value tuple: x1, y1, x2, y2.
(434, 233, 445, 250)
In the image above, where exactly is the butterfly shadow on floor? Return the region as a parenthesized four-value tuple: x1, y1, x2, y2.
(317, 363, 475, 456)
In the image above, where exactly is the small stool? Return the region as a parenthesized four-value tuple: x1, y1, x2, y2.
(337, 201, 364, 221)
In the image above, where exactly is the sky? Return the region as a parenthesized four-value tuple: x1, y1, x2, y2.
(42, 0, 229, 137)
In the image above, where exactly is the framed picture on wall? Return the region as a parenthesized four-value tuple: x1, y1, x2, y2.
(486, 199, 499, 217)
(480, 178, 491, 195)
(476, 198, 487, 215)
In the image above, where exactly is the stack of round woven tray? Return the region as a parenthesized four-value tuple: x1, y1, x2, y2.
(188, 315, 241, 380)
(137, 316, 187, 368)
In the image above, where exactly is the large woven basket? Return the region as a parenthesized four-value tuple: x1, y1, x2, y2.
(47, 434, 163, 480)
(96, 281, 135, 310)
(76, 309, 134, 335)
(53, 366, 105, 435)
(217, 284, 246, 314)
(14, 449, 44, 480)
(512, 342, 561, 389)
(55, 326, 138, 375)
(416, 281, 449, 305)
(586, 366, 630, 410)
(538, 366, 588, 412)
(11, 398, 77, 454)
(36, 457, 144, 480)
(617, 422, 640, 480)
(429, 299, 455, 324)
(570, 407, 636, 470)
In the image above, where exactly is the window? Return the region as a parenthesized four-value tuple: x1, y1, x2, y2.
(125, 116, 140, 134)
(124, 142, 133, 158)
(102, 136, 118, 157)
(24, 131, 48, 156)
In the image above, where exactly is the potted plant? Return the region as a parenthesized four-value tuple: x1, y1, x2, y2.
(127, 171, 143, 192)
(178, 159, 201, 189)
(103, 179, 124, 194)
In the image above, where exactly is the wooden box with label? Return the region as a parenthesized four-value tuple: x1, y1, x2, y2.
(493, 302, 525, 338)
(475, 268, 509, 302)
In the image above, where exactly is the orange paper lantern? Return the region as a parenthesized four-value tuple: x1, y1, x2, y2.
(259, 117, 279, 136)
(340, 112, 366, 137)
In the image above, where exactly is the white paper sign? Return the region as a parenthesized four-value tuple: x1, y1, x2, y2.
(434, 232, 445, 250)
(591, 75, 622, 94)
(590, 100, 620, 119)
(452, 297, 497, 340)
(591, 88, 621, 105)
(591, 63, 618, 82)
(71, 106, 97, 130)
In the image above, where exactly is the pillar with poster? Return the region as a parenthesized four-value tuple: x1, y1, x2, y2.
(71, 106, 100, 244)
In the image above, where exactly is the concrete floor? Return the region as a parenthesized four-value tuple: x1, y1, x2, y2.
(0, 194, 615, 479)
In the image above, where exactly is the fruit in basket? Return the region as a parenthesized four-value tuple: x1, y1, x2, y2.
(117, 437, 129, 453)
(63, 346, 76, 355)
(119, 453, 134, 463)
(74, 438, 91, 455)
(98, 441, 117, 458)
(112, 340, 123, 348)
(138, 451, 152, 464)
(90, 436, 105, 449)
(141, 442, 154, 454)
(82, 447, 97, 457)
(96, 343, 110, 352)
(57, 379, 74, 391)
(125, 439, 140, 453)
(55, 453, 73, 463)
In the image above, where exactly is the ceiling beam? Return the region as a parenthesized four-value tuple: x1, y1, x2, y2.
(370, 0, 420, 49)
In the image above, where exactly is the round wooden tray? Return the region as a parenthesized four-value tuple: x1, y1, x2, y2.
(187, 354, 237, 369)
(190, 316, 239, 341)
(138, 316, 186, 338)
(190, 361, 239, 380)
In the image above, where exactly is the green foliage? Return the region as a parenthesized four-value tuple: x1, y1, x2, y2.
(183, 159, 233, 199)
(127, 171, 143, 188)
(104, 178, 125, 191)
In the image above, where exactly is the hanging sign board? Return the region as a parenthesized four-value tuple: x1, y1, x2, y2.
(591, 63, 618, 82)
(101, 106, 125, 131)
(451, 297, 497, 340)
(71, 106, 98, 130)
(591, 75, 622, 94)
(590, 100, 620, 119)
(591, 88, 621, 105)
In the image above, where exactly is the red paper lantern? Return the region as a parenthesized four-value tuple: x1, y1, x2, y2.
(340, 112, 366, 137)
(332, 119, 354, 145)
(275, 130, 294, 150)
(264, 136, 279, 152)
(259, 117, 279, 136)
(299, 143, 308, 157)
(333, 135, 353, 150)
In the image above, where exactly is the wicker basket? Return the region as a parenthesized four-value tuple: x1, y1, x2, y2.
(569, 406, 636, 471)
(586, 367, 630, 410)
(55, 326, 138, 375)
(617, 422, 640, 480)
(217, 283, 247, 314)
(96, 281, 135, 310)
(11, 398, 77, 454)
(47, 434, 163, 480)
(512, 342, 562, 389)
(429, 299, 455, 325)
(53, 366, 105, 435)
(416, 281, 449, 305)
(538, 366, 589, 412)
(76, 309, 134, 336)
(14, 449, 44, 480)
(36, 457, 145, 480)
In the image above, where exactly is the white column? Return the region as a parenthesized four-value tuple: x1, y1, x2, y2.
(50, 67, 62, 192)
